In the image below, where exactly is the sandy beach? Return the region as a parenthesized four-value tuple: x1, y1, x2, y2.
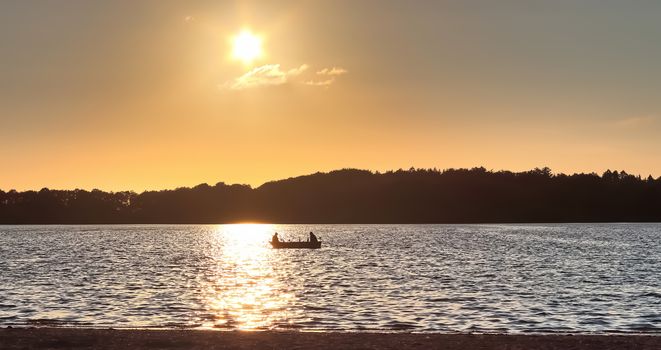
(0, 328, 659, 350)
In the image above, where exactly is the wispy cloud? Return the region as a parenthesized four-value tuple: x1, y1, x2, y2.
(304, 79, 335, 87)
(316, 67, 348, 76)
(223, 64, 347, 90)
(611, 115, 657, 128)
(224, 64, 308, 90)
(304, 66, 348, 87)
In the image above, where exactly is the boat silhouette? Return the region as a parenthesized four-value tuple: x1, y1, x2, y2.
(270, 240, 321, 249)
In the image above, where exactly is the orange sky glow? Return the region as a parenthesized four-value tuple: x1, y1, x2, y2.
(2, 1, 661, 191)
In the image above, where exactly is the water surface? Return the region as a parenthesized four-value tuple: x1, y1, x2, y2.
(0, 224, 659, 333)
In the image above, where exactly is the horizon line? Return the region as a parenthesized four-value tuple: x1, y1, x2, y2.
(2, 166, 658, 194)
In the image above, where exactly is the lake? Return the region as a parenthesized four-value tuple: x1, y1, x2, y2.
(0, 224, 659, 333)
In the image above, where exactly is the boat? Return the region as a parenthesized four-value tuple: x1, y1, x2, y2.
(270, 240, 321, 249)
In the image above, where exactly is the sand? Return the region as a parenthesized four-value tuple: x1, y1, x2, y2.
(1, 328, 659, 350)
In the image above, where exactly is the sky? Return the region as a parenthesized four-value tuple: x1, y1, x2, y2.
(2, 0, 661, 191)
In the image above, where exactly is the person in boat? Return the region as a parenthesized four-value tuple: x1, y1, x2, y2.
(272, 232, 279, 243)
(309, 231, 318, 243)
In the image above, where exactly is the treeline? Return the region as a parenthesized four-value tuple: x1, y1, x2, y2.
(1, 167, 661, 224)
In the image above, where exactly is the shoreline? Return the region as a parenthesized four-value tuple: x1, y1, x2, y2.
(2, 222, 661, 225)
(4, 325, 661, 335)
(1, 328, 660, 350)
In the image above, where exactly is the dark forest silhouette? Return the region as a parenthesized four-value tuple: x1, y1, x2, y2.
(1, 167, 661, 224)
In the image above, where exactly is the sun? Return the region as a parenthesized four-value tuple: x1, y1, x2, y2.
(231, 30, 263, 64)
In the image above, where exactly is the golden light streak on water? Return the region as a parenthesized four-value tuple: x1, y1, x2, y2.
(201, 224, 295, 330)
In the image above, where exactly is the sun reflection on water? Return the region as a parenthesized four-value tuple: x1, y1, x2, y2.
(201, 224, 294, 330)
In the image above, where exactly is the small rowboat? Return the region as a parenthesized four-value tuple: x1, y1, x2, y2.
(270, 240, 321, 249)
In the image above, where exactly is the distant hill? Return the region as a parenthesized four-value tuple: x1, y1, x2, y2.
(1, 167, 660, 223)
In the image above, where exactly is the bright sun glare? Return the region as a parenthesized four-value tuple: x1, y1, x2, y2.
(232, 30, 262, 64)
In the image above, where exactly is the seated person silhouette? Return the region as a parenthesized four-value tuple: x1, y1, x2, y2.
(272, 232, 279, 243)
(309, 231, 318, 242)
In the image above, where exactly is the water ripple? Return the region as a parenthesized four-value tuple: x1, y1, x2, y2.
(0, 223, 659, 333)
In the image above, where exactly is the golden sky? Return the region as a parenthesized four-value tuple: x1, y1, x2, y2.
(2, 1, 661, 191)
